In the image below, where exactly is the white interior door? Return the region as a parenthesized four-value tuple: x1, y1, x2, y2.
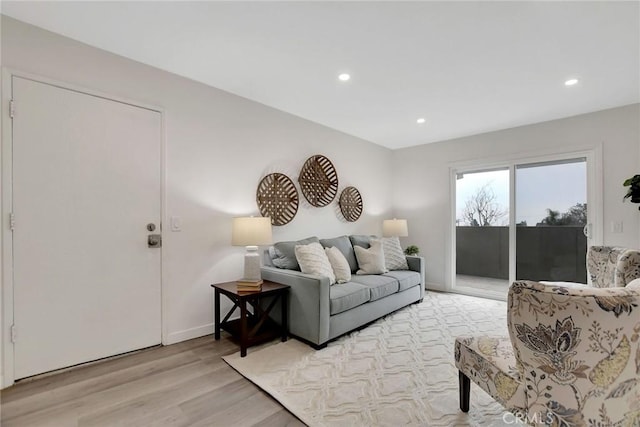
(11, 76, 162, 379)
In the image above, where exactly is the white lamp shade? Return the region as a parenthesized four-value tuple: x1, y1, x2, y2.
(232, 217, 273, 246)
(383, 219, 408, 237)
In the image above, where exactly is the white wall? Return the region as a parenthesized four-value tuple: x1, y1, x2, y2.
(3, 15, 639, 381)
(1, 17, 394, 347)
(0, 6, 4, 388)
(392, 104, 640, 290)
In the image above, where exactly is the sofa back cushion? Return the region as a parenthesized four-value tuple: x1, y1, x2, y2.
(269, 236, 319, 270)
(349, 234, 374, 250)
(320, 235, 358, 273)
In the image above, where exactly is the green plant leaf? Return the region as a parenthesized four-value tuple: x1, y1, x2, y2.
(623, 175, 640, 205)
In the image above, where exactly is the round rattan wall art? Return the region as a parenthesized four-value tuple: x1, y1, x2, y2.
(256, 173, 299, 226)
(339, 186, 363, 222)
(298, 155, 339, 207)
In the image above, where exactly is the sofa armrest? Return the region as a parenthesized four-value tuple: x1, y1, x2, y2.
(406, 256, 426, 298)
(261, 266, 331, 345)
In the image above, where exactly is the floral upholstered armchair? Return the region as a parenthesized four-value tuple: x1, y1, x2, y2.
(587, 246, 640, 287)
(455, 280, 640, 426)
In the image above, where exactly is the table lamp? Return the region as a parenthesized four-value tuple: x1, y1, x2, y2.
(232, 216, 273, 282)
(382, 218, 408, 237)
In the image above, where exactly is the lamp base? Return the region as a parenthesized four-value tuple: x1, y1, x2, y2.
(243, 246, 261, 282)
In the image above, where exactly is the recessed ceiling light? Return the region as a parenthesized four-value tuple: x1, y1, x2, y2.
(565, 78, 579, 86)
(338, 73, 351, 82)
(416, 118, 426, 124)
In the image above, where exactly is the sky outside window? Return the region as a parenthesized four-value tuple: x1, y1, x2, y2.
(456, 169, 509, 226)
(456, 160, 586, 227)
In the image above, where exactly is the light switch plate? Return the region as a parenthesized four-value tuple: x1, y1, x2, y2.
(170, 216, 182, 232)
(611, 221, 623, 233)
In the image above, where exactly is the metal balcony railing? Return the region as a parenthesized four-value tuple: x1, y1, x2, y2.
(456, 226, 587, 283)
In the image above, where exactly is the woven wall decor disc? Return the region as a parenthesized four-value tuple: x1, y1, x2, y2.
(298, 155, 339, 207)
(339, 186, 363, 222)
(256, 173, 299, 226)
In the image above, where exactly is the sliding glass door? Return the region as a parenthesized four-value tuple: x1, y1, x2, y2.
(455, 168, 510, 293)
(453, 152, 597, 298)
(515, 159, 587, 283)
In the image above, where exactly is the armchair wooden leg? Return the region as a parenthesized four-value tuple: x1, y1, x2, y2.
(459, 371, 470, 412)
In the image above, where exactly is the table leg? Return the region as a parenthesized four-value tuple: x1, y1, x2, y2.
(281, 291, 288, 342)
(240, 299, 248, 357)
(214, 290, 221, 340)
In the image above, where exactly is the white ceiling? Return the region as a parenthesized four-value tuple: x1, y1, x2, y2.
(3, 1, 639, 149)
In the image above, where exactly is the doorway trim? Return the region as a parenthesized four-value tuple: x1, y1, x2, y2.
(448, 145, 603, 301)
(1, 68, 167, 388)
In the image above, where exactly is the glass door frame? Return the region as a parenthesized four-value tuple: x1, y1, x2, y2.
(448, 146, 603, 300)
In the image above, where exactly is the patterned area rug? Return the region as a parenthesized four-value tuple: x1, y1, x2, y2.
(224, 292, 512, 426)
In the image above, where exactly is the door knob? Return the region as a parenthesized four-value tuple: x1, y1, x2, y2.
(148, 234, 162, 248)
(147, 223, 156, 232)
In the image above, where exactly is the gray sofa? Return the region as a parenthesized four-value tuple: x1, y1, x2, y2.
(261, 235, 425, 348)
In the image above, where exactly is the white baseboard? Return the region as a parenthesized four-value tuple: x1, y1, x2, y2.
(165, 323, 213, 345)
(425, 282, 446, 292)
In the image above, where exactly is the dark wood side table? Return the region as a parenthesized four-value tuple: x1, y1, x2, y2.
(211, 280, 290, 357)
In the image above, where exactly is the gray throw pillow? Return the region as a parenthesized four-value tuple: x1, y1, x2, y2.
(270, 236, 319, 270)
(320, 235, 358, 273)
(349, 234, 376, 250)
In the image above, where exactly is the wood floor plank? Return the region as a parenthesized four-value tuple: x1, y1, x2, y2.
(257, 409, 306, 427)
(80, 406, 191, 427)
(1, 335, 216, 404)
(187, 382, 283, 427)
(1, 334, 300, 427)
(1, 404, 79, 427)
(179, 378, 263, 423)
(3, 361, 207, 426)
(2, 351, 202, 419)
(76, 370, 237, 426)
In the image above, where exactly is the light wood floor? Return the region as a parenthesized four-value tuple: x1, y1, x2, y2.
(0, 333, 304, 427)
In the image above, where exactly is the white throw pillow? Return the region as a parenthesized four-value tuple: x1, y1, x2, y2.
(354, 240, 387, 275)
(626, 278, 640, 290)
(325, 246, 352, 284)
(378, 237, 409, 270)
(295, 242, 336, 284)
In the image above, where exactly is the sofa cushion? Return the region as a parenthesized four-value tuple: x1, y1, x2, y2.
(350, 274, 399, 301)
(329, 282, 370, 315)
(325, 246, 352, 284)
(379, 236, 409, 270)
(382, 270, 421, 292)
(320, 235, 358, 273)
(349, 234, 375, 249)
(354, 240, 387, 275)
(295, 242, 336, 284)
(270, 236, 319, 270)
